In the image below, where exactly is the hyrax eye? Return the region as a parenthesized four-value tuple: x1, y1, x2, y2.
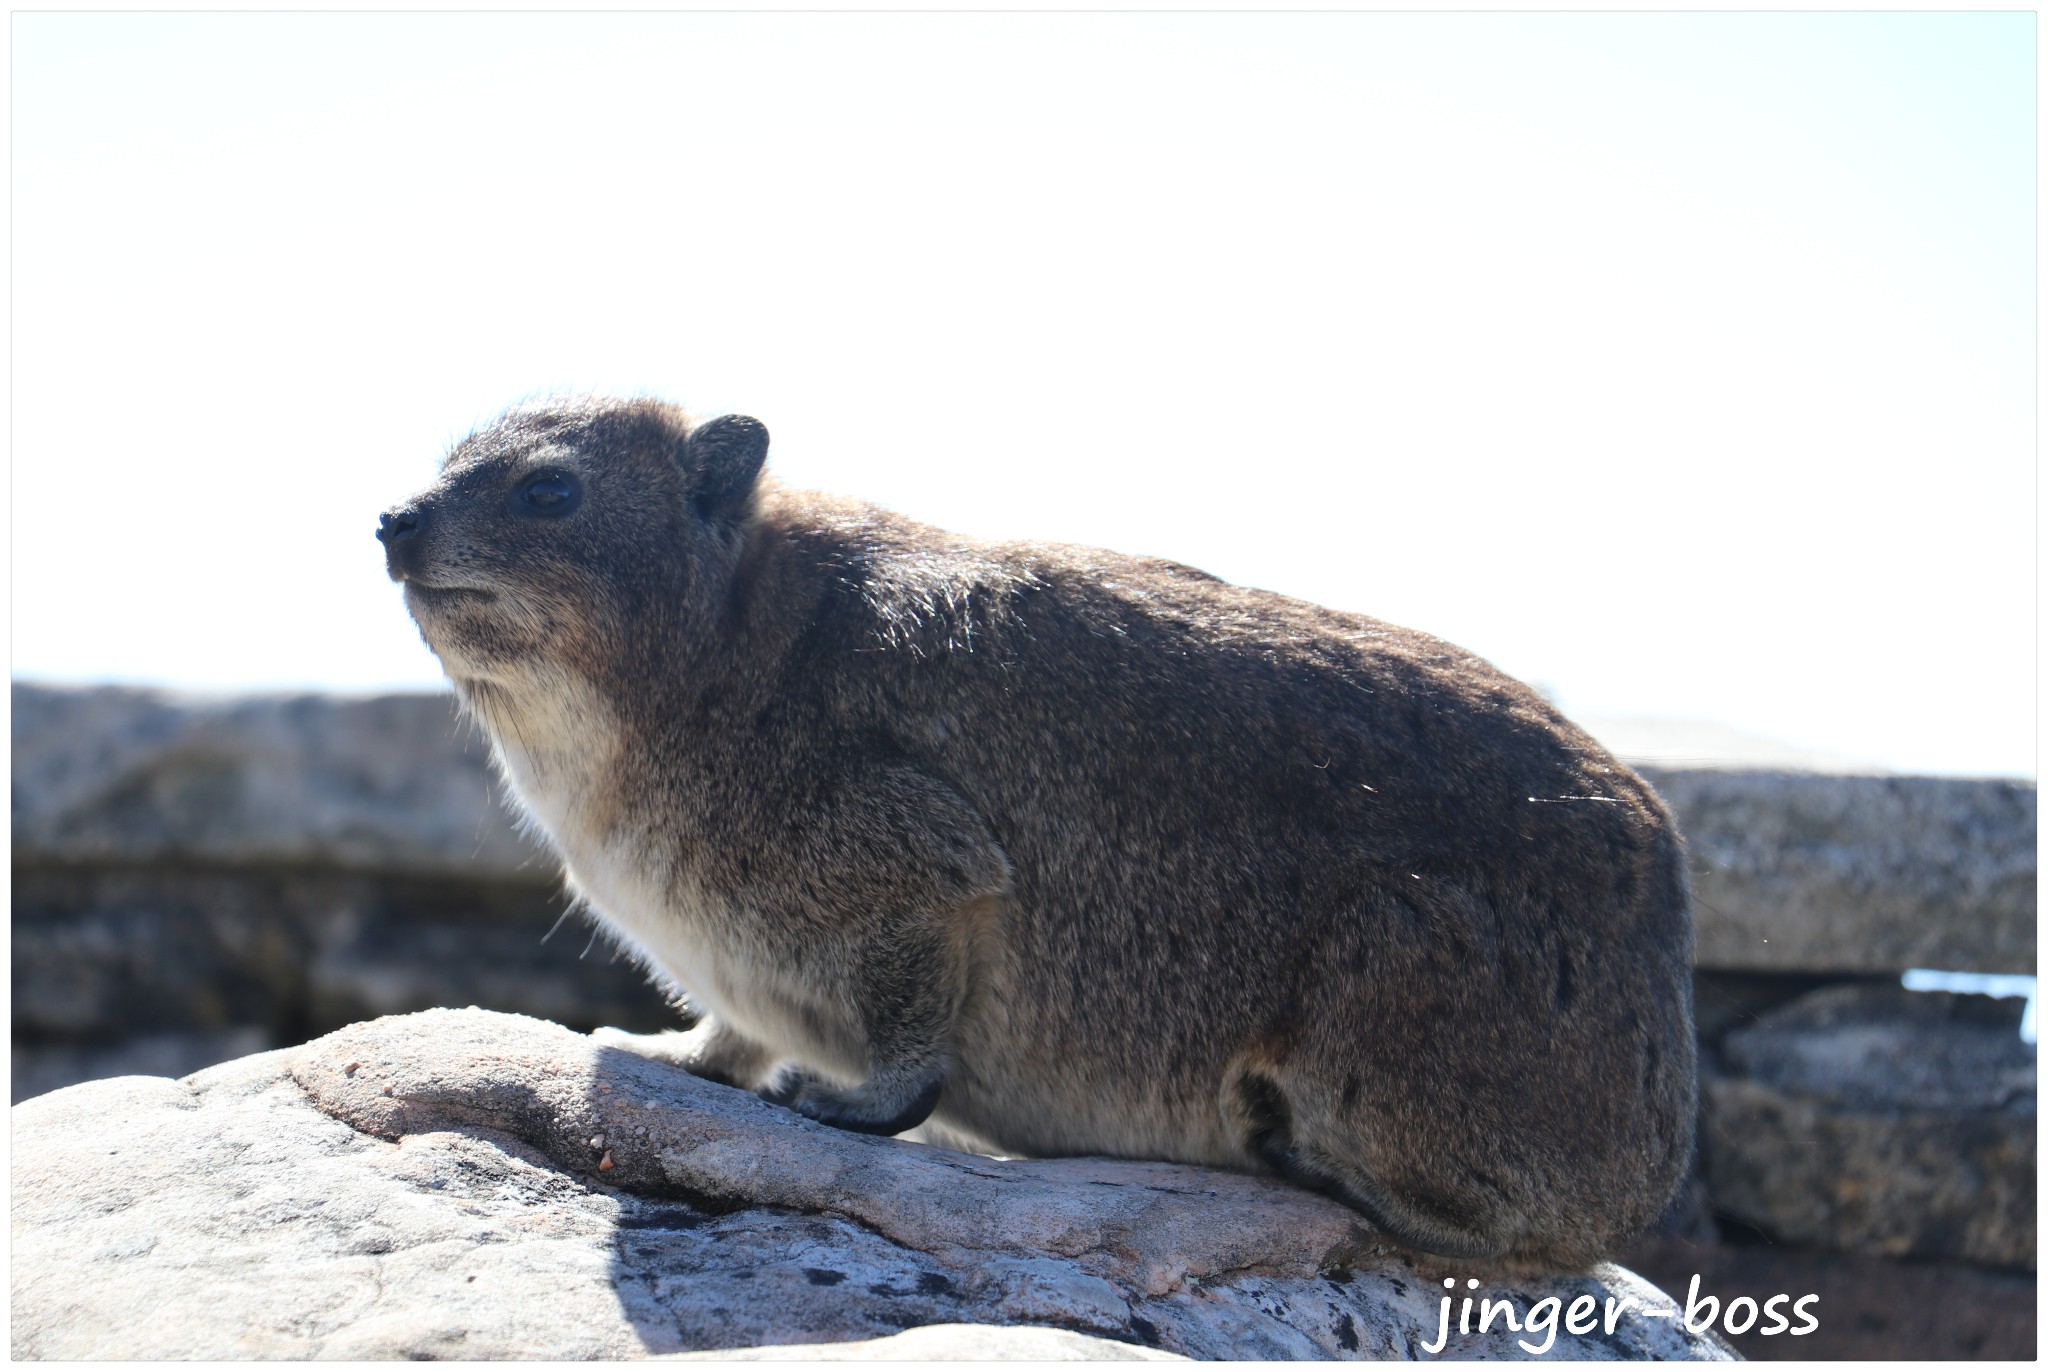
(515, 471, 583, 518)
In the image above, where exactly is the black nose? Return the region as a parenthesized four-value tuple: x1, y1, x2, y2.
(377, 507, 424, 545)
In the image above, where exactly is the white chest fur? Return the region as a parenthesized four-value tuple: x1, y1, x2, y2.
(457, 670, 828, 1065)
(462, 671, 704, 990)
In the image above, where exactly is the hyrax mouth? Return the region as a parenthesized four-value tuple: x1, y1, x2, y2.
(401, 579, 499, 607)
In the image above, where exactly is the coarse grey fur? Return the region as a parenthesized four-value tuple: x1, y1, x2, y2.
(379, 396, 1696, 1272)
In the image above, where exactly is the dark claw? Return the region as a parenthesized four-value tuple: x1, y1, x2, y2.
(755, 1074, 806, 1109)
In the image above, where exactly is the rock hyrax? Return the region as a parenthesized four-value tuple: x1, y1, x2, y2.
(379, 396, 1695, 1271)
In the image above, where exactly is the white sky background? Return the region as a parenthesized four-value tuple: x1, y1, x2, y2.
(11, 12, 2036, 778)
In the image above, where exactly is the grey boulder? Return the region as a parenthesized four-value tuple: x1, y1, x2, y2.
(12, 1009, 1729, 1360)
(1703, 984, 2034, 1268)
(10, 683, 542, 878)
(1641, 768, 2036, 976)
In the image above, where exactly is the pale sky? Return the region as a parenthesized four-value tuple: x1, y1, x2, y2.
(11, 12, 2036, 777)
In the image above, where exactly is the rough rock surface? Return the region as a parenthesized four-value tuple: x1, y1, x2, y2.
(1701, 984, 2035, 1268)
(11, 683, 544, 877)
(11, 1009, 1730, 1360)
(10, 866, 669, 1069)
(1641, 767, 2036, 975)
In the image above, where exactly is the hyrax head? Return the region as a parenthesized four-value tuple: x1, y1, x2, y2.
(378, 397, 769, 685)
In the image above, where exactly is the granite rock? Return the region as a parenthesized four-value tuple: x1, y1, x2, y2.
(11, 683, 544, 878)
(1701, 984, 2034, 1268)
(1642, 768, 2036, 976)
(11, 865, 675, 1099)
(11, 1009, 1731, 1361)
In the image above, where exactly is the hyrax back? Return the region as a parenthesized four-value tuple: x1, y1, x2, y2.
(380, 397, 1696, 1271)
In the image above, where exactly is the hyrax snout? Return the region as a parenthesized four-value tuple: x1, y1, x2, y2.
(382, 396, 1696, 1271)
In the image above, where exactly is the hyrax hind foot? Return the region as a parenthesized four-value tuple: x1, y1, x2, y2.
(1255, 1130, 1513, 1264)
(1232, 1070, 1522, 1264)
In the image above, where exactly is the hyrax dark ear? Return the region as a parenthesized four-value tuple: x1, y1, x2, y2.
(685, 414, 769, 520)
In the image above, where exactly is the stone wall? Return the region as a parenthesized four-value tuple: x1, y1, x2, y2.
(10, 683, 677, 1103)
(11, 682, 2037, 1357)
(1620, 766, 2034, 1359)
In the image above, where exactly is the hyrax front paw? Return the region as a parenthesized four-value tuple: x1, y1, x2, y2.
(755, 1066, 816, 1109)
(590, 1025, 699, 1068)
(759, 1066, 943, 1137)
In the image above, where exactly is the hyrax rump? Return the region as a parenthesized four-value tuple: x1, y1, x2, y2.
(379, 396, 1695, 1271)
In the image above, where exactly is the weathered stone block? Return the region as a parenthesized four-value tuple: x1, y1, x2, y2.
(10, 866, 673, 1042)
(1641, 768, 2036, 976)
(1701, 984, 2034, 1268)
(11, 683, 543, 878)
